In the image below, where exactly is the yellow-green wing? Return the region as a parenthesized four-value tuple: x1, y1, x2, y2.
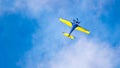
(76, 26, 90, 34)
(59, 18, 72, 27)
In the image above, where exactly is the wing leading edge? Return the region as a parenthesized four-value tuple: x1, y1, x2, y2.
(76, 26, 90, 34)
(59, 18, 72, 27)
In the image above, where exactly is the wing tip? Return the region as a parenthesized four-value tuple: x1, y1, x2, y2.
(59, 18, 63, 20)
(86, 31, 90, 34)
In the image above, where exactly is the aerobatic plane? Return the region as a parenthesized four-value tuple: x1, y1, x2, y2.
(59, 18, 90, 39)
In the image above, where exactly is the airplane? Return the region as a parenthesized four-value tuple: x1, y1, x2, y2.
(59, 18, 90, 39)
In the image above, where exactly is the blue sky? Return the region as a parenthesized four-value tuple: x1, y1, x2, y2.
(0, 0, 120, 68)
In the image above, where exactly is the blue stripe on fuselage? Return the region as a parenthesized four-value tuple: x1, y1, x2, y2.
(68, 23, 78, 36)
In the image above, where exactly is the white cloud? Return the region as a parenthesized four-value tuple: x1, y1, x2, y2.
(18, 36, 119, 68)
(49, 37, 115, 68)
(16, 0, 120, 68)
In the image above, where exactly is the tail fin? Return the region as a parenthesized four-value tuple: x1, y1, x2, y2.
(63, 32, 74, 39)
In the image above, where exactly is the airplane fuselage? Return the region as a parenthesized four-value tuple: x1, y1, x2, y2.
(68, 23, 79, 36)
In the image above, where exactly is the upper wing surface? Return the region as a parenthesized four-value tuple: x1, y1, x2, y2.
(76, 26, 90, 34)
(59, 18, 72, 27)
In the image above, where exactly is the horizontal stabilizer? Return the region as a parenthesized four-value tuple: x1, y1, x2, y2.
(63, 32, 74, 39)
